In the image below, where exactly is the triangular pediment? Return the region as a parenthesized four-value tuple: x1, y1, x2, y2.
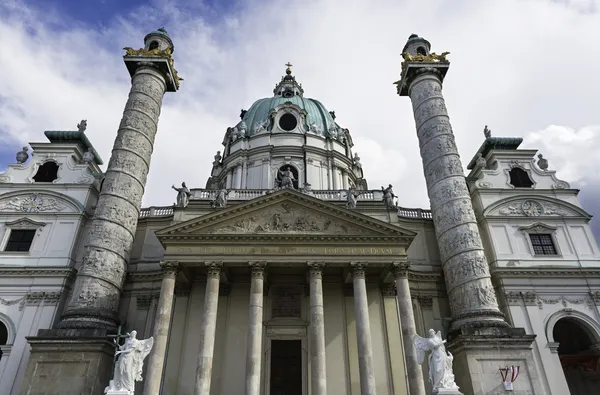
(156, 189, 416, 240)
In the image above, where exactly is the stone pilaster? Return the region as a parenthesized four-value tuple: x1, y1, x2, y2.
(350, 262, 376, 395)
(396, 41, 506, 332)
(143, 261, 180, 395)
(245, 261, 266, 395)
(391, 261, 426, 395)
(59, 58, 177, 330)
(308, 261, 327, 395)
(195, 261, 223, 395)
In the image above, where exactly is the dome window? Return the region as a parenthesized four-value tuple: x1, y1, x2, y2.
(279, 113, 298, 131)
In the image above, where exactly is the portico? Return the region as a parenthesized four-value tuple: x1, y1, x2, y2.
(146, 189, 420, 394)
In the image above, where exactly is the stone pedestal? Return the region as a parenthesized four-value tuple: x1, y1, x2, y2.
(435, 388, 464, 395)
(447, 327, 542, 395)
(105, 391, 131, 395)
(19, 329, 114, 395)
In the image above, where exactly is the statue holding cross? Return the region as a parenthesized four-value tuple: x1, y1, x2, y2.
(105, 327, 154, 394)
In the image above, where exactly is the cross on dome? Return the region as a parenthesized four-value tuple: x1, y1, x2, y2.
(285, 62, 293, 75)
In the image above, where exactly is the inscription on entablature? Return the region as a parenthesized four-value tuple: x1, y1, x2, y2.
(175, 245, 403, 256)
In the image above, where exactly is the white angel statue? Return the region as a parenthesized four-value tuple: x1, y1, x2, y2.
(105, 330, 154, 394)
(413, 329, 460, 393)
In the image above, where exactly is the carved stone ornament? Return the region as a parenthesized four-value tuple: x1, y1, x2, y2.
(207, 202, 366, 235)
(205, 261, 223, 277)
(307, 261, 325, 279)
(160, 261, 180, 277)
(495, 199, 571, 217)
(0, 193, 67, 213)
(249, 261, 267, 278)
(381, 283, 397, 297)
(350, 262, 367, 279)
(391, 261, 410, 277)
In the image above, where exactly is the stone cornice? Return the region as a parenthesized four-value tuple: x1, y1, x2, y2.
(492, 267, 600, 278)
(158, 234, 412, 244)
(0, 266, 76, 278)
(127, 270, 163, 282)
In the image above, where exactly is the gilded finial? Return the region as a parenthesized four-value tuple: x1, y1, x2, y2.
(285, 62, 293, 75)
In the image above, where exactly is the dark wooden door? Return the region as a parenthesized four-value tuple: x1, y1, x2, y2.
(269, 340, 302, 395)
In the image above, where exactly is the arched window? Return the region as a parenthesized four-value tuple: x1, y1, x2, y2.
(554, 317, 600, 395)
(148, 41, 159, 50)
(0, 321, 8, 362)
(509, 167, 533, 188)
(416, 46, 427, 56)
(33, 161, 59, 182)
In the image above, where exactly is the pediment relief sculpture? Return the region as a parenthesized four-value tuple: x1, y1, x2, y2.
(0, 192, 77, 213)
(486, 198, 587, 218)
(206, 202, 366, 235)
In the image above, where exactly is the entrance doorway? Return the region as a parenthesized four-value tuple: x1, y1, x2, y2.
(554, 317, 600, 394)
(269, 340, 302, 395)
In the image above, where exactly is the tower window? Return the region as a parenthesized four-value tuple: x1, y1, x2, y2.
(529, 234, 557, 255)
(148, 41, 159, 50)
(33, 161, 59, 183)
(279, 113, 298, 131)
(4, 229, 36, 252)
(509, 167, 533, 188)
(416, 46, 427, 56)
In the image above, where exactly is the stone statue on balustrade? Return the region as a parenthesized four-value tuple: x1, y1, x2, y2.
(414, 329, 462, 394)
(211, 188, 230, 208)
(346, 187, 362, 209)
(277, 166, 296, 189)
(172, 182, 191, 208)
(381, 184, 397, 209)
(105, 330, 154, 395)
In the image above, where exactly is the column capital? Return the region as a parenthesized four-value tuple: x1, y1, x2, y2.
(249, 261, 267, 279)
(350, 261, 368, 279)
(160, 261, 180, 278)
(307, 261, 325, 279)
(391, 261, 411, 277)
(205, 261, 223, 277)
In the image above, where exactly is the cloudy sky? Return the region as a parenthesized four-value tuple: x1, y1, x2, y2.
(0, 0, 599, 238)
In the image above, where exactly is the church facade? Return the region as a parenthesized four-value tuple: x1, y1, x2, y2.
(0, 30, 599, 395)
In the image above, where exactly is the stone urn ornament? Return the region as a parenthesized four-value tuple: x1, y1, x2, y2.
(16, 147, 29, 164)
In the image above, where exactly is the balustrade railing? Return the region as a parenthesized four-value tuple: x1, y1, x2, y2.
(138, 189, 432, 220)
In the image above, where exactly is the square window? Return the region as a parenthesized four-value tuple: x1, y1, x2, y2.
(529, 234, 557, 255)
(4, 229, 36, 252)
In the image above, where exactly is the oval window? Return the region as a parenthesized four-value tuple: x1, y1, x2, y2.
(279, 113, 298, 131)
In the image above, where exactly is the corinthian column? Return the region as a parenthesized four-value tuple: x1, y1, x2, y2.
(195, 261, 223, 395)
(58, 31, 180, 329)
(144, 261, 179, 395)
(308, 261, 327, 395)
(396, 34, 506, 331)
(391, 262, 425, 395)
(245, 261, 267, 395)
(350, 262, 376, 395)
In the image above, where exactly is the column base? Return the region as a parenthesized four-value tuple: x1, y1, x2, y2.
(19, 329, 115, 395)
(447, 327, 543, 395)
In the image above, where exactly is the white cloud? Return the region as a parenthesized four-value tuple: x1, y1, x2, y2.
(0, 0, 599, 228)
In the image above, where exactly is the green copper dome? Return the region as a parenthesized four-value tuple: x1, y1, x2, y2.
(235, 66, 340, 137)
(238, 96, 337, 137)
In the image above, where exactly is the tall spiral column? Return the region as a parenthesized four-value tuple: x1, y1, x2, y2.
(396, 34, 507, 331)
(59, 29, 180, 329)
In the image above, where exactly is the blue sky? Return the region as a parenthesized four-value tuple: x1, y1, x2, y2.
(1, 0, 599, 240)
